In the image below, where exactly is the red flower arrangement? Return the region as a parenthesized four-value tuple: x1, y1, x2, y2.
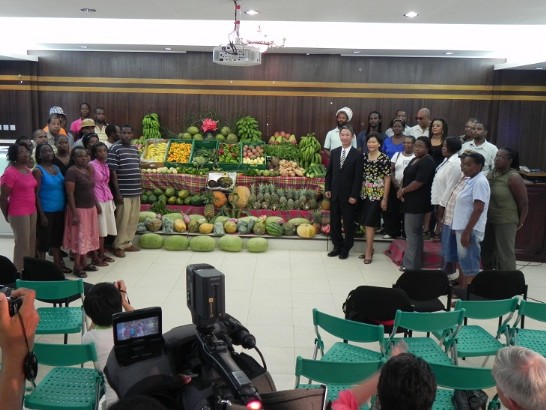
(201, 118, 218, 133)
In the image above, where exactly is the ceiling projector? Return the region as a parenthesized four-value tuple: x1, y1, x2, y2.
(213, 45, 262, 67)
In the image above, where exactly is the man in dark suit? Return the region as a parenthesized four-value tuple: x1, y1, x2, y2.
(325, 125, 364, 259)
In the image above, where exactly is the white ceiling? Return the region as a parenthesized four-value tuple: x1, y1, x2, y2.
(1, 0, 546, 69)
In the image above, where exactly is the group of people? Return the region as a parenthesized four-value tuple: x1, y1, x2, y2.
(0, 104, 143, 278)
(324, 107, 528, 287)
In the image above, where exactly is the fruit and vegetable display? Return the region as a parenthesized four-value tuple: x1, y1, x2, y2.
(236, 116, 262, 143)
(264, 143, 301, 162)
(142, 140, 168, 162)
(242, 144, 266, 165)
(298, 133, 323, 170)
(246, 183, 322, 211)
(278, 160, 306, 177)
(217, 143, 240, 164)
(166, 141, 192, 164)
(142, 113, 162, 139)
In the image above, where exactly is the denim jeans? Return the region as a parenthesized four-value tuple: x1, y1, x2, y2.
(454, 230, 485, 276)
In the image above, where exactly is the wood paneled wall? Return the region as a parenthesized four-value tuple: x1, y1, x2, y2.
(1, 51, 546, 168)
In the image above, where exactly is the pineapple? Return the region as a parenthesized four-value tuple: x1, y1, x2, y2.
(312, 209, 323, 234)
(269, 183, 279, 204)
(257, 183, 266, 202)
(278, 188, 287, 207)
(307, 189, 318, 209)
(202, 192, 216, 221)
(248, 184, 257, 207)
(287, 198, 295, 210)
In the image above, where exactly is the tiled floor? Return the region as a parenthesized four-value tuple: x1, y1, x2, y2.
(1, 235, 545, 397)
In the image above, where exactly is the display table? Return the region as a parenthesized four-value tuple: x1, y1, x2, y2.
(141, 174, 325, 193)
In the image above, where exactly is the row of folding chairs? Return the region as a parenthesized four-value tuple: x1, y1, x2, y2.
(296, 303, 546, 409)
(14, 278, 104, 410)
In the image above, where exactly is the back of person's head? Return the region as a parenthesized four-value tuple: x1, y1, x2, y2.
(493, 346, 546, 410)
(377, 353, 436, 410)
(108, 395, 167, 410)
(83, 282, 122, 326)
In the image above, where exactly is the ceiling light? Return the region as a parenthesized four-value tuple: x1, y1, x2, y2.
(536, 67, 545, 70)
(245, 10, 259, 16)
(164, 47, 172, 51)
(80, 45, 88, 49)
(352, 51, 361, 54)
(404, 11, 419, 18)
(80, 7, 96, 13)
(445, 52, 454, 55)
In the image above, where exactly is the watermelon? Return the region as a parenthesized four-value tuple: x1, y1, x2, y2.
(265, 221, 283, 237)
(247, 237, 268, 253)
(218, 235, 243, 252)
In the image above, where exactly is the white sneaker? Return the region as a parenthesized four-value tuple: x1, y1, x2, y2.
(447, 273, 459, 281)
(382, 234, 392, 239)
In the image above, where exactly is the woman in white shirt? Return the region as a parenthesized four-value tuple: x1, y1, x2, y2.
(382, 135, 415, 239)
(430, 137, 463, 240)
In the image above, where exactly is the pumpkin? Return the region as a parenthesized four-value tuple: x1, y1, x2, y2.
(224, 220, 238, 234)
(212, 191, 228, 209)
(297, 223, 316, 238)
(199, 223, 214, 234)
(173, 219, 187, 233)
(228, 186, 250, 209)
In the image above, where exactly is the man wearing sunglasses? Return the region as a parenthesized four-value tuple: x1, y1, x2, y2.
(410, 108, 431, 138)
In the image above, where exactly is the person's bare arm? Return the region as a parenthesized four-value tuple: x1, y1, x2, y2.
(0, 288, 40, 410)
(0, 184, 11, 222)
(509, 173, 528, 230)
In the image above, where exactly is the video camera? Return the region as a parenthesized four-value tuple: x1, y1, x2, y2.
(105, 264, 327, 410)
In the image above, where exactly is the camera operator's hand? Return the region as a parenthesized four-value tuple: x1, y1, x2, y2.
(0, 288, 40, 410)
(115, 280, 134, 312)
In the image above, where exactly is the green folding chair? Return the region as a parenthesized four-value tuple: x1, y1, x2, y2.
(295, 356, 383, 409)
(453, 297, 518, 363)
(511, 299, 546, 357)
(313, 308, 385, 362)
(388, 309, 465, 365)
(24, 342, 104, 410)
(16, 279, 86, 343)
(429, 362, 500, 410)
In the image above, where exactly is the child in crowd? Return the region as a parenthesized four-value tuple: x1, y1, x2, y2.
(82, 280, 134, 409)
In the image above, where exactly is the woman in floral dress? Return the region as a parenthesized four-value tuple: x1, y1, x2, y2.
(358, 133, 391, 264)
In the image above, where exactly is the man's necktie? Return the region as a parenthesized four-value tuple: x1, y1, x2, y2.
(340, 149, 346, 169)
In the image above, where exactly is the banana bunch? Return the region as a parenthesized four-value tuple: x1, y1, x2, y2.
(142, 113, 162, 139)
(236, 116, 263, 143)
(143, 141, 167, 162)
(298, 133, 322, 169)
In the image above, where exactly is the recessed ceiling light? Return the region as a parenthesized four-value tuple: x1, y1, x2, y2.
(404, 11, 419, 18)
(80, 45, 88, 49)
(245, 9, 259, 16)
(445, 52, 454, 55)
(164, 47, 172, 51)
(80, 7, 96, 13)
(536, 67, 545, 70)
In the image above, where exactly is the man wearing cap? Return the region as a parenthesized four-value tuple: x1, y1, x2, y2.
(94, 107, 108, 143)
(323, 107, 357, 158)
(43, 106, 68, 138)
(460, 121, 498, 174)
(410, 108, 431, 138)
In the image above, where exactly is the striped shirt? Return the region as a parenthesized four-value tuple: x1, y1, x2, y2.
(107, 142, 142, 197)
(443, 176, 468, 226)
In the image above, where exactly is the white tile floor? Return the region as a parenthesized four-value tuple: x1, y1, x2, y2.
(1, 235, 545, 397)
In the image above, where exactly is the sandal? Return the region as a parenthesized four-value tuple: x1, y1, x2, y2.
(92, 260, 109, 267)
(358, 249, 375, 259)
(73, 270, 87, 278)
(102, 256, 115, 263)
(83, 264, 98, 272)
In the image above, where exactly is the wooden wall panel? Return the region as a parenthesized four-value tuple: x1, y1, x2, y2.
(1, 51, 546, 169)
